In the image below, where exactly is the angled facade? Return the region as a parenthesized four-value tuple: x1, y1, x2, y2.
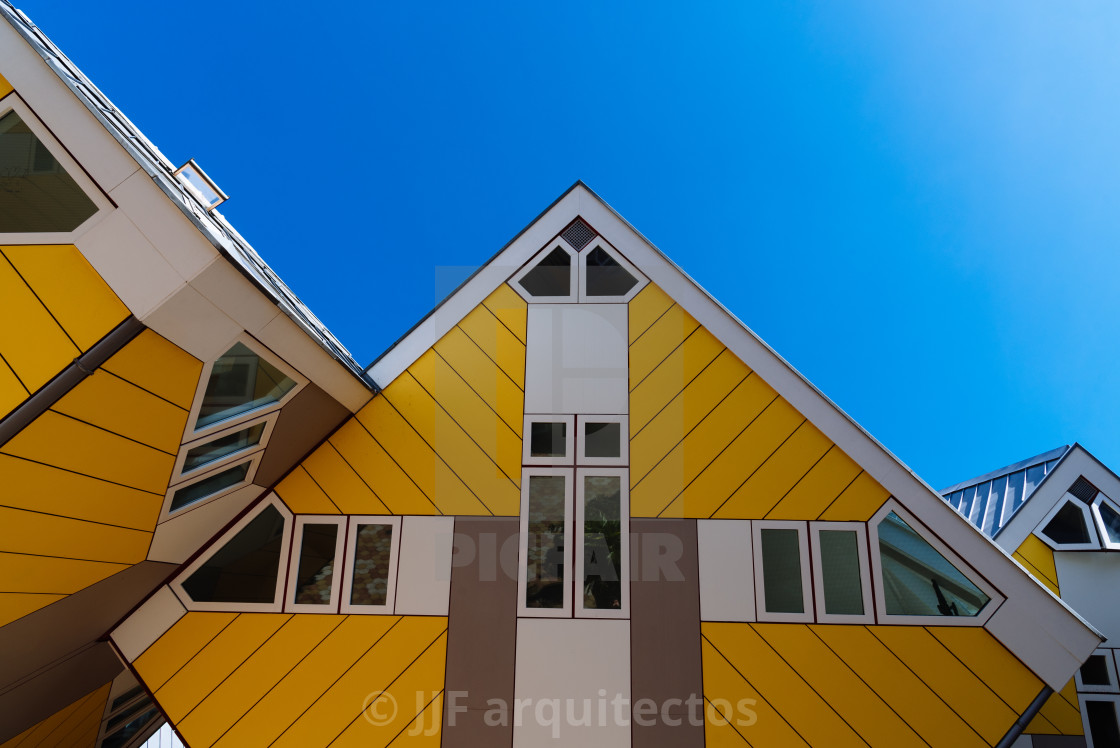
(0, 4, 1109, 747)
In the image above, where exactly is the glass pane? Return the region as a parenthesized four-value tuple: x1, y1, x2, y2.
(1086, 700, 1120, 747)
(585, 246, 638, 296)
(1006, 470, 1026, 516)
(525, 475, 566, 608)
(101, 707, 160, 748)
(182, 505, 285, 603)
(819, 530, 864, 615)
(1098, 501, 1120, 545)
(1042, 501, 1091, 545)
(196, 343, 297, 430)
(583, 475, 622, 610)
(350, 523, 394, 606)
(518, 247, 571, 297)
(292, 523, 338, 605)
(0, 111, 97, 232)
(1024, 464, 1046, 497)
(970, 481, 991, 524)
(959, 485, 976, 520)
(106, 697, 152, 730)
(183, 423, 266, 473)
(170, 462, 250, 512)
(530, 422, 566, 458)
(111, 686, 144, 711)
(760, 528, 804, 614)
(948, 490, 964, 511)
(878, 512, 989, 617)
(1081, 655, 1112, 686)
(981, 476, 1007, 535)
(584, 422, 621, 459)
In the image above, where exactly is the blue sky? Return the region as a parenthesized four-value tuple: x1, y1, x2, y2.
(21, 1, 1120, 489)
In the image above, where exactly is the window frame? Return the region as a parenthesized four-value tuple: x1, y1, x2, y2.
(574, 467, 630, 619)
(522, 414, 576, 466)
(0, 96, 112, 242)
(1079, 693, 1120, 748)
(1035, 495, 1101, 551)
(284, 515, 347, 614)
(752, 520, 814, 623)
(509, 240, 579, 304)
(1077, 649, 1120, 694)
(576, 415, 629, 467)
(170, 494, 292, 613)
(576, 238, 648, 303)
(183, 334, 306, 441)
(868, 500, 1003, 626)
(517, 466, 575, 618)
(1091, 495, 1120, 551)
(339, 515, 402, 615)
(159, 451, 263, 521)
(169, 414, 277, 484)
(809, 521, 875, 624)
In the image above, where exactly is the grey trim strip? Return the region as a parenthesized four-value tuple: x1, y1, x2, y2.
(995, 685, 1054, 748)
(0, 315, 143, 447)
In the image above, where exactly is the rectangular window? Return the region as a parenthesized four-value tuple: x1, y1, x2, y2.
(577, 415, 628, 466)
(168, 459, 254, 513)
(523, 415, 575, 465)
(1082, 695, 1120, 748)
(753, 521, 812, 622)
(518, 468, 573, 616)
(285, 516, 345, 613)
(576, 468, 629, 618)
(1077, 650, 1120, 694)
(810, 521, 874, 624)
(341, 516, 401, 614)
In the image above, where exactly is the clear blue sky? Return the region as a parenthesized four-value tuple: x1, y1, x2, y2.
(20, 1, 1120, 490)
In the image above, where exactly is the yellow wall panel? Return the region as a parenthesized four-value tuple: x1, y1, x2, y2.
(704, 623, 865, 748)
(629, 325, 726, 435)
(3, 244, 129, 351)
(928, 626, 1043, 712)
(52, 370, 187, 454)
(818, 471, 890, 521)
(0, 683, 110, 748)
(1, 411, 174, 493)
(811, 624, 988, 747)
(0, 592, 65, 628)
(214, 615, 399, 748)
(134, 612, 237, 691)
(456, 305, 525, 389)
(870, 625, 1017, 744)
(275, 465, 341, 515)
(156, 614, 291, 723)
(432, 327, 523, 434)
(1025, 709, 1062, 735)
(1014, 534, 1060, 594)
(629, 304, 699, 388)
(178, 615, 344, 748)
(1030, 679, 1083, 735)
(629, 283, 674, 345)
(0, 73, 12, 98)
(0, 507, 150, 564)
(303, 442, 388, 515)
(101, 329, 203, 410)
(0, 251, 80, 393)
(0, 359, 28, 421)
(714, 421, 832, 519)
(483, 284, 528, 344)
(330, 419, 436, 515)
(754, 624, 926, 748)
(0, 454, 161, 530)
(765, 447, 863, 520)
(0, 552, 127, 594)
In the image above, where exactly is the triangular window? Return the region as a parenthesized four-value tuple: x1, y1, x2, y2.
(0, 110, 98, 232)
(584, 246, 638, 297)
(518, 247, 572, 298)
(877, 511, 990, 617)
(179, 502, 288, 607)
(194, 342, 299, 431)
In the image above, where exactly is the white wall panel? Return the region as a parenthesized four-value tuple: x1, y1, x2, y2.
(1055, 552, 1120, 644)
(147, 485, 263, 564)
(697, 519, 754, 622)
(395, 515, 455, 616)
(111, 585, 185, 662)
(525, 304, 628, 415)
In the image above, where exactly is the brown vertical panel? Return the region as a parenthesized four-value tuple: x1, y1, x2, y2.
(630, 518, 706, 748)
(253, 382, 352, 488)
(442, 517, 519, 747)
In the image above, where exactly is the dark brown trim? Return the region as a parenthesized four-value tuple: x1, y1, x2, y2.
(0, 315, 143, 448)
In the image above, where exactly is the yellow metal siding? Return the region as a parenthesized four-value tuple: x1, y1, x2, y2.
(0, 73, 12, 98)
(0, 682, 110, 748)
(1026, 679, 1084, 736)
(0, 359, 28, 423)
(51, 369, 186, 454)
(100, 329, 203, 411)
(275, 465, 343, 515)
(0, 593, 65, 629)
(1012, 534, 1060, 596)
(628, 283, 674, 345)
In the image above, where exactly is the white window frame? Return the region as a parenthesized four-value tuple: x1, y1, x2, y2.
(809, 521, 875, 624)
(1077, 649, 1120, 694)
(509, 240, 579, 304)
(576, 238, 648, 303)
(170, 414, 277, 484)
(517, 467, 574, 618)
(183, 334, 306, 441)
(868, 500, 1003, 626)
(1079, 693, 1120, 748)
(0, 96, 113, 243)
(574, 467, 630, 619)
(1091, 494, 1120, 551)
(171, 494, 292, 612)
(576, 415, 629, 467)
(1035, 495, 1101, 551)
(159, 451, 263, 521)
(522, 414, 576, 466)
(285, 515, 347, 614)
(752, 520, 814, 623)
(340, 515, 403, 615)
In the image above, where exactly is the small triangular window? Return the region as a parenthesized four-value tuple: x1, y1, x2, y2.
(518, 247, 572, 297)
(1042, 500, 1092, 545)
(181, 504, 286, 604)
(584, 246, 638, 297)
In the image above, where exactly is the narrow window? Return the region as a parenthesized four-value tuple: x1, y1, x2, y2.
(1042, 500, 1093, 545)
(169, 461, 251, 512)
(350, 523, 394, 607)
(181, 504, 287, 605)
(584, 246, 638, 297)
(761, 529, 804, 613)
(819, 530, 864, 615)
(578, 472, 627, 615)
(518, 247, 571, 297)
(100, 707, 161, 748)
(1086, 699, 1120, 748)
(0, 110, 98, 232)
(182, 422, 266, 474)
(1095, 498, 1120, 547)
(877, 511, 990, 617)
(196, 342, 297, 431)
(531, 422, 567, 458)
(1082, 656, 1113, 687)
(292, 523, 339, 606)
(523, 474, 569, 611)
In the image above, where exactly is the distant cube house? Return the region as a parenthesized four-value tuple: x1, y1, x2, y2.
(0, 3, 1114, 747)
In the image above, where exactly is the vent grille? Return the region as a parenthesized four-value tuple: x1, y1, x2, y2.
(561, 219, 596, 251)
(1069, 476, 1099, 504)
